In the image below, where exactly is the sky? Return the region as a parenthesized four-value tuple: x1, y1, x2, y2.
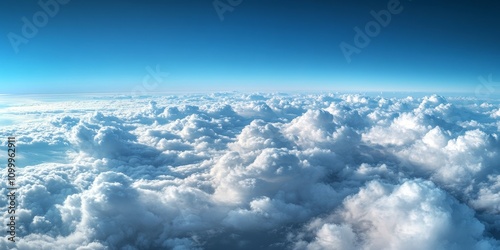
(1, 0, 499, 94)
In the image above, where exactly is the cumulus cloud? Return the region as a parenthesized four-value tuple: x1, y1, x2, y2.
(293, 179, 497, 250)
(0, 93, 499, 249)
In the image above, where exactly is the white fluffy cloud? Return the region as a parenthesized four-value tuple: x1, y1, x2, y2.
(293, 179, 497, 250)
(0, 93, 499, 249)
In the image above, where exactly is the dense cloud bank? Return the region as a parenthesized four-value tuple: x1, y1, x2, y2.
(0, 93, 499, 249)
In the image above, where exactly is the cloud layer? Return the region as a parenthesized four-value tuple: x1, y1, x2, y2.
(0, 93, 499, 249)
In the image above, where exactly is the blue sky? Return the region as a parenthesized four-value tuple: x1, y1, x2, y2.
(1, 0, 499, 94)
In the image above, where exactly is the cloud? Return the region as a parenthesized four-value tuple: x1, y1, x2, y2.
(293, 179, 498, 250)
(0, 93, 499, 249)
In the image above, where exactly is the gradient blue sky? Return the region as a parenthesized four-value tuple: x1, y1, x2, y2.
(1, 0, 499, 94)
